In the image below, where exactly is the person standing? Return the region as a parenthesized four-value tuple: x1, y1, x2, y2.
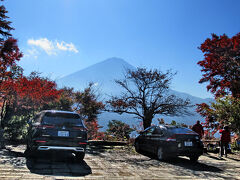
(219, 126, 231, 158)
(192, 120, 204, 139)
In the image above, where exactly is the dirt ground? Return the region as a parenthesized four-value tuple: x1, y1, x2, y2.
(0, 145, 240, 179)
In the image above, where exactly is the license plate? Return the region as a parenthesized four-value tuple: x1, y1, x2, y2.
(58, 131, 69, 137)
(184, 141, 192, 146)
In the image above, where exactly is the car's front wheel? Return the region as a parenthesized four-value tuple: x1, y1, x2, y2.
(75, 152, 85, 161)
(157, 147, 165, 160)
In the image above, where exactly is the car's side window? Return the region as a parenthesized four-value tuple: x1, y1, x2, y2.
(145, 127, 156, 136)
(152, 127, 163, 136)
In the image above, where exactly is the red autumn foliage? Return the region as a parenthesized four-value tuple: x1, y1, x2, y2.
(0, 38, 22, 80)
(84, 120, 104, 140)
(197, 33, 240, 98)
(0, 73, 62, 110)
(196, 103, 218, 129)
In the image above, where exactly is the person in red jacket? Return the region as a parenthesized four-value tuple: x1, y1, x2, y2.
(192, 120, 204, 139)
(219, 126, 231, 158)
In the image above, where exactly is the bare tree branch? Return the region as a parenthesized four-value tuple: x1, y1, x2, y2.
(106, 67, 191, 129)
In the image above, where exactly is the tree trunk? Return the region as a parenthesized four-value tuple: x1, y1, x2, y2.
(143, 117, 153, 130)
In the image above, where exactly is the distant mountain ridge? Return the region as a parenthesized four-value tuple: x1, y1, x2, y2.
(57, 57, 213, 129)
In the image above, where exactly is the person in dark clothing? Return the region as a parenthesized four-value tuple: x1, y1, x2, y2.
(192, 120, 204, 139)
(219, 126, 231, 158)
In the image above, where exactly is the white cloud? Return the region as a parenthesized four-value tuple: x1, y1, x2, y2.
(24, 48, 39, 59)
(27, 38, 79, 56)
(56, 41, 79, 53)
(28, 38, 55, 55)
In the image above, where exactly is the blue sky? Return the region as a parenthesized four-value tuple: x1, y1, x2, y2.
(4, 0, 240, 99)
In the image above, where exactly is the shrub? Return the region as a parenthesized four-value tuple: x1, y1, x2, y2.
(4, 115, 28, 141)
(106, 120, 134, 141)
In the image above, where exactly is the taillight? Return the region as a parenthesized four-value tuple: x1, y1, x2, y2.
(35, 140, 47, 143)
(167, 134, 176, 141)
(37, 125, 55, 129)
(79, 142, 87, 145)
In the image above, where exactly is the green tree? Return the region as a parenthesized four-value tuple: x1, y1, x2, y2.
(170, 120, 177, 126)
(197, 96, 240, 135)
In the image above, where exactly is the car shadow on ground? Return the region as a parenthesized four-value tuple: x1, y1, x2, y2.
(226, 156, 240, 162)
(205, 153, 226, 161)
(1, 147, 92, 177)
(25, 151, 92, 176)
(164, 157, 222, 172)
(86, 145, 113, 156)
(140, 152, 223, 173)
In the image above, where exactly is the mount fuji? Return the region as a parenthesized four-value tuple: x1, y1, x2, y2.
(58, 57, 135, 96)
(57, 57, 212, 130)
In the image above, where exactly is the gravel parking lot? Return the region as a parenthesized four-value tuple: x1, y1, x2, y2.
(0, 145, 240, 179)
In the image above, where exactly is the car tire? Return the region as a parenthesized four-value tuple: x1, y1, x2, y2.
(189, 155, 199, 162)
(25, 140, 37, 158)
(157, 147, 165, 160)
(75, 152, 85, 161)
(26, 139, 31, 151)
(25, 148, 35, 158)
(135, 142, 141, 153)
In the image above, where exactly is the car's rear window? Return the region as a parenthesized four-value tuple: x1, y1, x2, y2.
(42, 112, 83, 126)
(167, 127, 196, 134)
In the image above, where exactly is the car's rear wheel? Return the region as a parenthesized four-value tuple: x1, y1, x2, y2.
(75, 152, 85, 161)
(135, 142, 141, 153)
(25, 147, 36, 158)
(189, 155, 199, 162)
(157, 147, 165, 160)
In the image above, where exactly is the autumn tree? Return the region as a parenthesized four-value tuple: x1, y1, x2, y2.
(0, 2, 22, 145)
(44, 87, 74, 111)
(197, 33, 240, 134)
(0, 3, 22, 86)
(198, 33, 240, 98)
(74, 83, 105, 140)
(106, 68, 191, 130)
(0, 72, 62, 140)
(0, 3, 22, 122)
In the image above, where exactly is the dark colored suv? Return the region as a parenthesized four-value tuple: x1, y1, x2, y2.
(26, 110, 87, 160)
(134, 125, 204, 162)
